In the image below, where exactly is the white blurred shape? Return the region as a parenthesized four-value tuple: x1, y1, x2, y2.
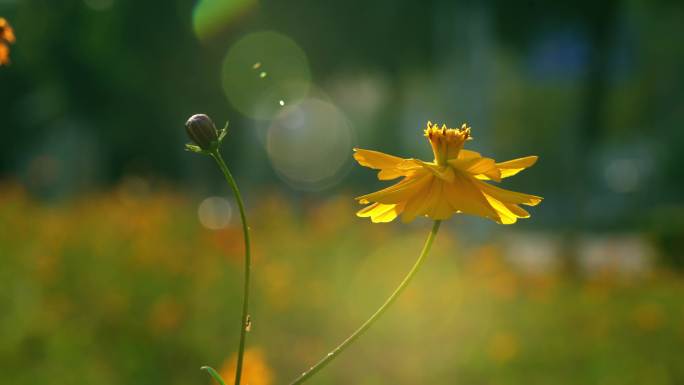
(266, 99, 354, 191)
(197, 196, 233, 230)
(578, 234, 654, 277)
(503, 233, 561, 275)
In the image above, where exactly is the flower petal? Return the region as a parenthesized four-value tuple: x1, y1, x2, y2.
(443, 172, 500, 221)
(429, 181, 454, 220)
(450, 157, 502, 182)
(475, 179, 542, 206)
(497, 156, 538, 178)
(475, 156, 538, 180)
(353, 148, 421, 180)
(356, 202, 404, 223)
(457, 149, 482, 160)
(356, 170, 431, 205)
(415, 160, 456, 182)
(353, 148, 403, 169)
(483, 195, 518, 224)
(401, 174, 436, 223)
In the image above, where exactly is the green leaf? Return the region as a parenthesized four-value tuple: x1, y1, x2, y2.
(201, 366, 227, 385)
(218, 121, 229, 142)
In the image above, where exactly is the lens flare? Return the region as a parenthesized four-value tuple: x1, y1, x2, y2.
(221, 31, 311, 119)
(197, 196, 233, 230)
(266, 99, 355, 191)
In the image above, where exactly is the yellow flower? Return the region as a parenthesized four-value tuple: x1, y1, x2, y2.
(219, 348, 274, 385)
(354, 122, 542, 224)
(0, 17, 15, 66)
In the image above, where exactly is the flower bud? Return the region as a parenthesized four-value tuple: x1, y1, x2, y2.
(185, 114, 218, 150)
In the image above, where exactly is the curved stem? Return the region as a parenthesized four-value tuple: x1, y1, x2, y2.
(211, 150, 251, 385)
(289, 220, 442, 384)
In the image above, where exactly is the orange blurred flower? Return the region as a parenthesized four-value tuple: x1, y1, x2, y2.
(0, 17, 15, 66)
(354, 122, 542, 223)
(219, 348, 273, 385)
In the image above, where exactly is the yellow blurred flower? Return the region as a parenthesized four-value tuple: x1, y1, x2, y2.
(0, 17, 15, 66)
(354, 122, 542, 224)
(219, 348, 273, 385)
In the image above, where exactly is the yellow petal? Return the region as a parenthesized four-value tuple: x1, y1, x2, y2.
(420, 178, 442, 219)
(483, 195, 518, 224)
(374, 202, 405, 222)
(356, 202, 403, 223)
(415, 160, 456, 182)
(353, 148, 421, 180)
(475, 179, 542, 206)
(457, 149, 482, 160)
(497, 156, 538, 178)
(476, 156, 538, 180)
(353, 148, 404, 169)
(430, 181, 454, 220)
(401, 174, 436, 223)
(503, 202, 530, 218)
(356, 171, 431, 205)
(443, 172, 500, 220)
(450, 157, 502, 182)
(376, 169, 404, 180)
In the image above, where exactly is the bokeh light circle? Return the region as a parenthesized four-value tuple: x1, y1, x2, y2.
(266, 99, 355, 191)
(197, 196, 233, 230)
(221, 31, 311, 119)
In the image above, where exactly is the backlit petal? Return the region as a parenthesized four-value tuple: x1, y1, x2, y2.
(457, 149, 482, 160)
(356, 170, 431, 205)
(450, 157, 502, 182)
(353, 148, 404, 169)
(443, 172, 500, 220)
(475, 179, 542, 206)
(354, 148, 421, 180)
(401, 175, 436, 223)
(475, 156, 538, 180)
(357, 202, 405, 223)
(497, 156, 538, 178)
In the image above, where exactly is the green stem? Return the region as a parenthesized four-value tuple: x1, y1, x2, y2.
(289, 220, 442, 384)
(201, 366, 227, 385)
(211, 150, 251, 385)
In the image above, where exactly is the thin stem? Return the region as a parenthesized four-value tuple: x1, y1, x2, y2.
(201, 366, 227, 385)
(211, 150, 251, 385)
(289, 220, 442, 384)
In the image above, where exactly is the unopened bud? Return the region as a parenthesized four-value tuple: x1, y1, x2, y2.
(185, 114, 218, 150)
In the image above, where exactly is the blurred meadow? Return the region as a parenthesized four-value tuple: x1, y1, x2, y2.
(1, 0, 684, 384)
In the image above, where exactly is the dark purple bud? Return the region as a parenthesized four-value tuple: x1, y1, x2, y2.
(185, 114, 218, 150)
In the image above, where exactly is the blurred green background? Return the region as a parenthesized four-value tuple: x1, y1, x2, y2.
(1, 0, 683, 384)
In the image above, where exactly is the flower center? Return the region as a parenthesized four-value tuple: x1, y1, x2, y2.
(424, 122, 471, 166)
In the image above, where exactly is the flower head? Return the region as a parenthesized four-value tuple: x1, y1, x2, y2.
(354, 122, 542, 224)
